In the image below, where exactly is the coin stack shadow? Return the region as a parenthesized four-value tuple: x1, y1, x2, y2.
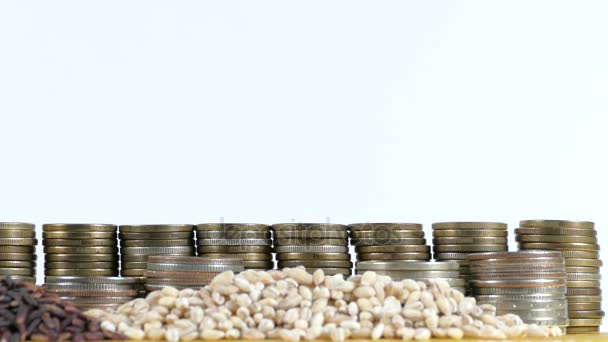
(467, 251, 569, 330)
(42, 224, 119, 278)
(0, 222, 37, 283)
(119, 224, 196, 294)
(45, 276, 141, 311)
(350, 223, 430, 263)
(432, 222, 509, 294)
(273, 223, 351, 276)
(144, 255, 244, 291)
(357, 260, 465, 292)
(516, 219, 604, 334)
(196, 224, 273, 270)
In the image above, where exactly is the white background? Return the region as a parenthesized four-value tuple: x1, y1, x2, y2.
(1, 1, 607, 327)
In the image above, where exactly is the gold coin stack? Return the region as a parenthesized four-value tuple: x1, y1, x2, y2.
(432, 222, 508, 294)
(516, 219, 603, 334)
(45, 276, 140, 311)
(467, 251, 569, 329)
(144, 255, 244, 291)
(349, 223, 431, 262)
(196, 224, 273, 270)
(42, 224, 118, 278)
(119, 224, 196, 284)
(356, 260, 465, 293)
(273, 223, 351, 276)
(0, 222, 37, 283)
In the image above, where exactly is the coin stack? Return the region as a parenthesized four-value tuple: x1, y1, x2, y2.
(45, 276, 140, 311)
(119, 224, 196, 278)
(516, 219, 603, 334)
(467, 251, 569, 329)
(196, 224, 273, 270)
(0, 222, 37, 283)
(432, 222, 509, 293)
(273, 223, 351, 276)
(43, 224, 119, 278)
(350, 223, 431, 262)
(356, 260, 465, 293)
(144, 256, 244, 291)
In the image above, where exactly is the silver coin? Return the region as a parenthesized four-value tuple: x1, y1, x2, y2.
(472, 286, 567, 295)
(479, 299, 567, 310)
(476, 293, 567, 301)
(566, 273, 601, 280)
(357, 270, 460, 278)
(274, 245, 348, 253)
(120, 246, 196, 255)
(196, 238, 272, 246)
(146, 262, 244, 273)
(45, 283, 139, 291)
(44, 276, 140, 285)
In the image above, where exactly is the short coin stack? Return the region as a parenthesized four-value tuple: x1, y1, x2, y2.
(45, 276, 140, 311)
(350, 223, 430, 262)
(432, 222, 508, 293)
(43, 224, 118, 277)
(196, 224, 273, 270)
(144, 256, 244, 291)
(119, 224, 196, 278)
(516, 219, 603, 334)
(356, 260, 465, 293)
(273, 223, 351, 276)
(0, 222, 37, 283)
(467, 251, 569, 330)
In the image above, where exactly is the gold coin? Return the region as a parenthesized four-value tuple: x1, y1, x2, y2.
(45, 261, 118, 269)
(121, 239, 193, 247)
(565, 259, 602, 267)
(0, 222, 34, 230)
(274, 230, 348, 239)
(357, 252, 431, 261)
(566, 266, 600, 273)
(121, 269, 145, 277)
(515, 235, 597, 244)
(567, 295, 602, 303)
(277, 253, 349, 261)
(120, 261, 148, 269)
(432, 229, 508, 237)
(0, 246, 35, 253)
(272, 223, 347, 231)
(197, 231, 269, 239)
(351, 238, 425, 246)
(569, 302, 602, 311)
(0, 238, 37, 246)
(196, 223, 269, 231)
(348, 223, 423, 231)
(0, 253, 36, 261)
(196, 246, 271, 254)
(45, 254, 118, 262)
(43, 231, 117, 239)
(568, 310, 605, 319)
(567, 280, 601, 288)
(0, 267, 36, 276)
(568, 287, 602, 296)
(242, 260, 274, 269)
(119, 224, 194, 233)
(517, 242, 599, 251)
(566, 326, 600, 334)
(356, 245, 430, 253)
(43, 224, 117, 232)
(432, 222, 507, 230)
(278, 260, 352, 268)
(274, 238, 347, 246)
(120, 231, 194, 240)
(561, 250, 599, 259)
(519, 220, 594, 229)
(43, 246, 118, 254)
(350, 230, 425, 239)
(515, 227, 597, 236)
(45, 269, 118, 276)
(567, 318, 602, 327)
(198, 253, 272, 261)
(43, 239, 116, 247)
(433, 237, 507, 245)
(433, 245, 507, 253)
(0, 230, 36, 238)
(0, 260, 35, 268)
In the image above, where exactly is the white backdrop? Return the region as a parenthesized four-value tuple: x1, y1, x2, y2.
(1, 0, 607, 328)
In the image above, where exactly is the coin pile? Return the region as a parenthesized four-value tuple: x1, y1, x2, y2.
(43, 224, 118, 278)
(144, 255, 244, 291)
(350, 223, 430, 262)
(516, 219, 603, 334)
(119, 224, 196, 279)
(356, 260, 465, 293)
(45, 276, 140, 311)
(273, 223, 351, 276)
(467, 251, 569, 329)
(432, 222, 508, 293)
(0, 222, 37, 283)
(196, 224, 273, 270)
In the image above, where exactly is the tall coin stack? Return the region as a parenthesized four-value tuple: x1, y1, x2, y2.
(273, 223, 351, 276)
(356, 261, 465, 293)
(0, 222, 37, 283)
(119, 224, 196, 293)
(196, 224, 273, 270)
(516, 219, 603, 334)
(432, 222, 508, 293)
(45, 276, 140, 311)
(43, 224, 118, 277)
(144, 256, 244, 291)
(349, 223, 430, 262)
(467, 251, 569, 330)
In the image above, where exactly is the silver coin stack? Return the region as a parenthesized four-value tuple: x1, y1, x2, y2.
(0, 222, 37, 283)
(196, 224, 273, 270)
(45, 276, 141, 311)
(356, 260, 465, 293)
(467, 251, 569, 329)
(144, 255, 244, 291)
(273, 223, 351, 276)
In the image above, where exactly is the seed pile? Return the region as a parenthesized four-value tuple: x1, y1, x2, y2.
(86, 267, 563, 341)
(0, 277, 124, 341)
